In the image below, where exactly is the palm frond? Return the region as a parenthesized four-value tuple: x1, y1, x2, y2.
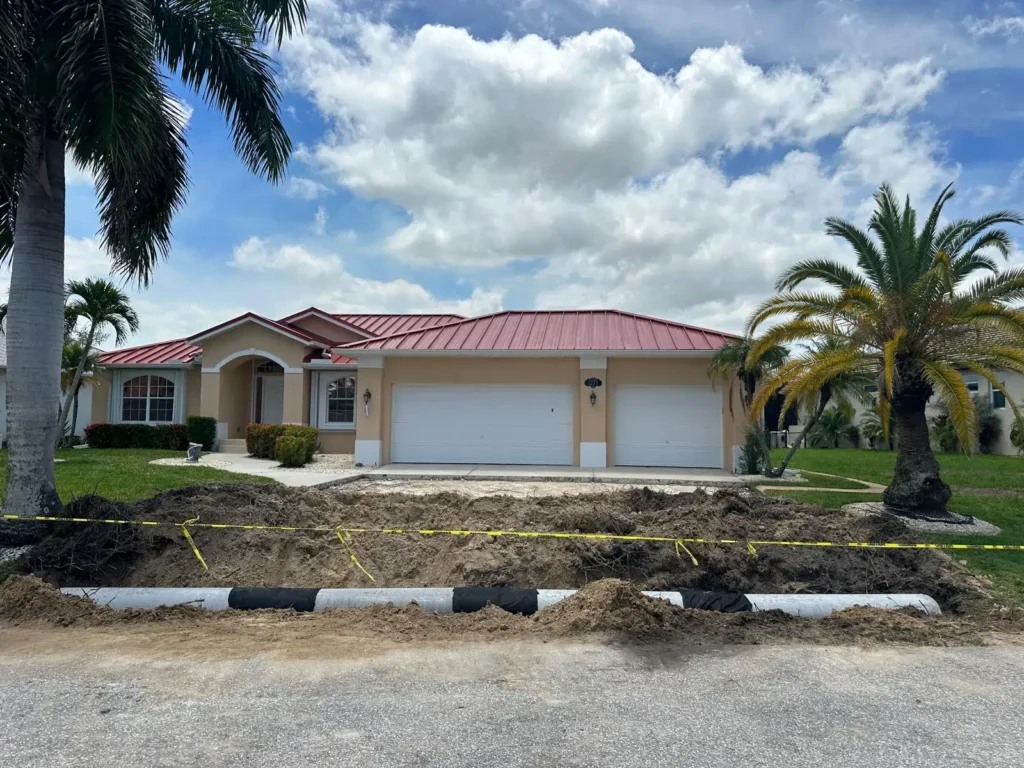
(151, 0, 294, 181)
(773, 256, 870, 292)
(966, 268, 1024, 303)
(246, 0, 308, 45)
(914, 182, 955, 275)
(820, 220, 887, 289)
(919, 360, 978, 452)
(882, 328, 907, 399)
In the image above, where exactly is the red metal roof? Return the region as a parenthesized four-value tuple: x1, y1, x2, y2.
(186, 312, 333, 346)
(98, 339, 201, 365)
(333, 313, 466, 337)
(337, 311, 738, 352)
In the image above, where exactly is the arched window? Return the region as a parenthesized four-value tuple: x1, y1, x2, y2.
(122, 375, 175, 422)
(326, 376, 355, 424)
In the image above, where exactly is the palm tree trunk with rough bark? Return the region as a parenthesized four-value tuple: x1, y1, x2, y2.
(56, 324, 95, 449)
(883, 389, 954, 521)
(2, 124, 65, 518)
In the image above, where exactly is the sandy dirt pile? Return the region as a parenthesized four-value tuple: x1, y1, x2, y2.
(15, 483, 990, 611)
(1, 576, 1015, 648)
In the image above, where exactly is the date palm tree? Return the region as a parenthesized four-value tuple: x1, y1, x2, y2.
(58, 278, 139, 447)
(1, 0, 306, 515)
(708, 337, 788, 476)
(747, 183, 1024, 521)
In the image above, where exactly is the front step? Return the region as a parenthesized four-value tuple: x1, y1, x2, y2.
(216, 438, 248, 454)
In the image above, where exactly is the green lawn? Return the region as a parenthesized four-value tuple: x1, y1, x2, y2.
(763, 448, 1024, 605)
(757, 470, 871, 490)
(769, 447, 1024, 488)
(0, 448, 273, 504)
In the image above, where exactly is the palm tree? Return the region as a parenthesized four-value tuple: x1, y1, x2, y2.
(1, 1, 306, 515)
(708, 337, 788, 476)
(747, 183, 1024, 521)
(60, 339, 98, 443)
(57, 279, 139, 447)
(760, 337, 875, 475)
(859, 401, 893, 450)
(807, 406, 859, 448)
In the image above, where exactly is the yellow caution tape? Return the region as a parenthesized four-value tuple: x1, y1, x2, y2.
(335, 530, 375, 583)
(178, 517, 208, 573)
(4, 513, 1024, 553)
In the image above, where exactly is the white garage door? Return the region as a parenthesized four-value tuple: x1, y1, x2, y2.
(391, 385, 574, 465)
(613, 385, 723, 468)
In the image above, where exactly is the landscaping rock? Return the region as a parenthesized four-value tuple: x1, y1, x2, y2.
(843, 502, 1001, 536)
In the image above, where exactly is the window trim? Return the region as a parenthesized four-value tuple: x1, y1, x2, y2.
(120, 374, 177, 424)
(310, 369, 358, 430)
(110, 368, 186, 425)
(992, 381, 1007, 410)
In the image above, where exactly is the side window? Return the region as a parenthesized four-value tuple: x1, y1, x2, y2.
(993, 384, 1006, 410)
(325, 376, 356, 424)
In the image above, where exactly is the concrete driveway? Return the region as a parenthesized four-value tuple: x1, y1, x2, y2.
(2, 639, 1021, 767)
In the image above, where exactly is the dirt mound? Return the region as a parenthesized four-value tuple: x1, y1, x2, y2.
(14, 484, 991, 612)
(2, 577, 1009, 648)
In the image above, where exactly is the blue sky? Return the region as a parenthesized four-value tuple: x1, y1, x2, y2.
(50, 0, 1024, 344)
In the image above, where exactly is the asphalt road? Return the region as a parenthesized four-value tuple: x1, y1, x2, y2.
(2, 641, 1022, 767)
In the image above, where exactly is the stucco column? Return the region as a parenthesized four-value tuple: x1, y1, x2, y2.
(354, 361, 384, 466)
(283, 372, 305, 425)
(579, 357, 607, 468)
(200, 371, 225, 441)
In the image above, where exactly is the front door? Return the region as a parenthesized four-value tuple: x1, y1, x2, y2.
(258, 375, 285, 424)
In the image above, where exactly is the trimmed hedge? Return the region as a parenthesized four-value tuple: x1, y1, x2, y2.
(275, 436, 308, 467)
(185, 416, 218, 451)
(245, 423, 319, 463)
(84, 423, 189, 450)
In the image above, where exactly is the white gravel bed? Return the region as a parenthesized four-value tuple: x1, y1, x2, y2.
(150, 456, 235, 469)
(272, 454, 358, 473)
(843, 502, 1001, 535)
(335, 478, 727, 498)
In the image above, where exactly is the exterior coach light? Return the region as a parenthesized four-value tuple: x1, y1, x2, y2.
(590, 390, 597, 406)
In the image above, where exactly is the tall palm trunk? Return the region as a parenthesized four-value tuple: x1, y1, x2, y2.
(56, 323, 95, 449)
(3, 125, 65, 517)
(883, 377, 953, 521)
(71, 384, 82, 442)
(771, 391, 830, 477)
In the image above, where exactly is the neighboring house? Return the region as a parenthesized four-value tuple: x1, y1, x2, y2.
(846, 372, 1024, 456)
(92, 308, 747, 470)
(0, 334, 94, 444)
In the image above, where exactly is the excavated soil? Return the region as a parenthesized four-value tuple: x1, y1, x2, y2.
(13, 483, 993, 613)
(1, 576, 1019, 650)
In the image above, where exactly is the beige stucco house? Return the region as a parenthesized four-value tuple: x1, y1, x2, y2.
(94, 308, 748, 470)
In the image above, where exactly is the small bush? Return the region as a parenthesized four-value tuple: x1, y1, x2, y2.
(738, 424, 768, 474)
(974, 394, 1002, 454)
(185, 416, 218, 451)
(245, 423, 319, 460)
(1011, 421, 1024, 455)
(274, 435, 308, 467)
(84, 422, 187, 450)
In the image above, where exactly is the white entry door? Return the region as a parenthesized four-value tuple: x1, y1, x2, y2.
(259, 375, 285, 424)
(391, 385, 574, 465)
(613, 385, 723, 468)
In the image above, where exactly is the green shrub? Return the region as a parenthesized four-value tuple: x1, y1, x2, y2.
(185, 416, 218, 451)
(739, 424, 768, 474)
(974, 394, 1002, 454)
(84, 423, 188, 450)
(274, 435, 308, 467)
(1011, 421, 1024, 455)
(245, 423, 319, 460)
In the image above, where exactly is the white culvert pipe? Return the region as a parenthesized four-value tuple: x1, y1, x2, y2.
(60, 587, 941, 617)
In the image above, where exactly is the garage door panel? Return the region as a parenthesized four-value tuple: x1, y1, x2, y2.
(391, 385, 573, 465)
(614, 385, 722, 468)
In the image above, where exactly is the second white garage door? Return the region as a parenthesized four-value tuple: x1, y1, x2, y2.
(613, 385, 723, 468)
(391, 385, 574, 465)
